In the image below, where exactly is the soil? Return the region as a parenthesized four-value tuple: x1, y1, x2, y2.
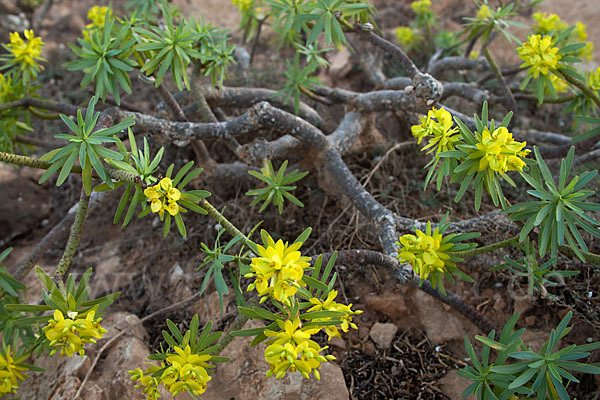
(1, 0, 600, 399)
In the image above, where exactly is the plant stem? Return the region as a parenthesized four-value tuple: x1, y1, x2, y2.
(483, 46, 518, 125)
(157, 84, 188, 122)
(452, 235, 518, 258)
(214, 297, 259, 355)
(200, 199, 254, 248)
(558, 69, 600, 109)
(53, 188, 90, 282)
(0, 152, 140, 184)
(559, 245, 600, 265)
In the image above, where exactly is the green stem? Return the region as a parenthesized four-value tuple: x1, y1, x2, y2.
(452, 235, 518, 258)
(483, 46, 518, 120)
(53, 188, 90, 282)
(557, 69, 600, 109)
(200, 200, 254, 248)
(214, 297, 259, 355)
(559, 245, 600, 265)
(0, 152, 140, 184)
(27, 107, 60, 120)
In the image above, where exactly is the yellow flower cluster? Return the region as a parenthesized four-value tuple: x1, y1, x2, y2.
(43, 309, 106, 357)
(411, 0, 431, 14)
(394, 26, 422, 50)
(476, 4, 492, 20)
(83, 6, 112, 40)
(129, 345, 214, 399)
(0, 348, 27, 396)
(87, 6, 111, 27)
(548, 74, 568, 94)
(232, 0, 252, 12)
(396, 223, 452, 280)
(532, 12, 567, 35)
(411, 107, 460, 155)
(6, 30, 44, 69)
(306, 290, 360, 340)
(475, 127, 530, 173)
(0, 73, 20, 103)
(574, 22, 594, 61)
(245, 233, 311, 304)
(264, 317, 335, 380)
(517, 35, 561, 78)
(588, 67, 600, 91)
(144, 177, 181, 218)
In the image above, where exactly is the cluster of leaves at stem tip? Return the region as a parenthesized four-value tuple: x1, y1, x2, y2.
(65, 4, 235, 104)
(246, 159, 309, 214)
(232, 0, 376, 114)
(129, 315, 229, 398)
(39, 96, 134, 196)
(459, 311, 600, 400)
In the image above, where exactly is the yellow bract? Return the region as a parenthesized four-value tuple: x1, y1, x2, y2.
(7, 30, 44, 69)
(517, 35, 561, 78)
(394, 27, 422, 49)
(0, 348, 27, 396)
(232, 0, 252, 12)
(476, 4, 492, 20)
(532, 12, 567, 35)
(306, 290, 361, 340)
(43, 309, 106, 357)
(244, 232, 310, 303)
(396, 222, 456, 281)
(474, 127, 530, 173)
(263, 317, 334, 380)
(83, 6, 112, 40)
(144, 177, 182, 218)
(411, 0, 431, 14)
(129, 345, 214, 398)
(411, 107, 460, 155)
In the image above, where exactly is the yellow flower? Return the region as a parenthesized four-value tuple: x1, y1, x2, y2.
(588, 67, 600, 91)
(265, 318, 319, 346)
(263, 322, 334, 380)
(476, 4, 492, 20)
(87, 6, 111, 28)
(574, 22, 593, 60)
(411, 0, 431, 14)
(468, 50, 480, 59)
(43, 309, 106, 357)
(517, 35, 561, 78)
(548, 74, 569, 94)
(160, 177, 173, 191)
(394, 27, 422, 50)
(474, 127, 530, 173)
(166, 345, 212, 370)
(245, 232, 310, 303)
(6, 30, 45, 72)
(144, 177, 182, 218)
(232, 0, 252, 12)
(532, 12, 567, 35)
(411, 107, 460, 155)
(306, 290, 361, 340)
(0, 348, 28, 395)
(396, 222, 455, 280)
(128, 367, 162, 400)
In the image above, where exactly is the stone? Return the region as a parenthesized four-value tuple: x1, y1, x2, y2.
(0, 178, 50, 244)
(201, 320, 349, 400)
(513, 298, 534, 316)
(92, 336, 154, 399)
(364, 290, 409, 322)
(409, 289, 469, 344)
(439, 370, 475, 400)
(369, 322, 398, 349)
